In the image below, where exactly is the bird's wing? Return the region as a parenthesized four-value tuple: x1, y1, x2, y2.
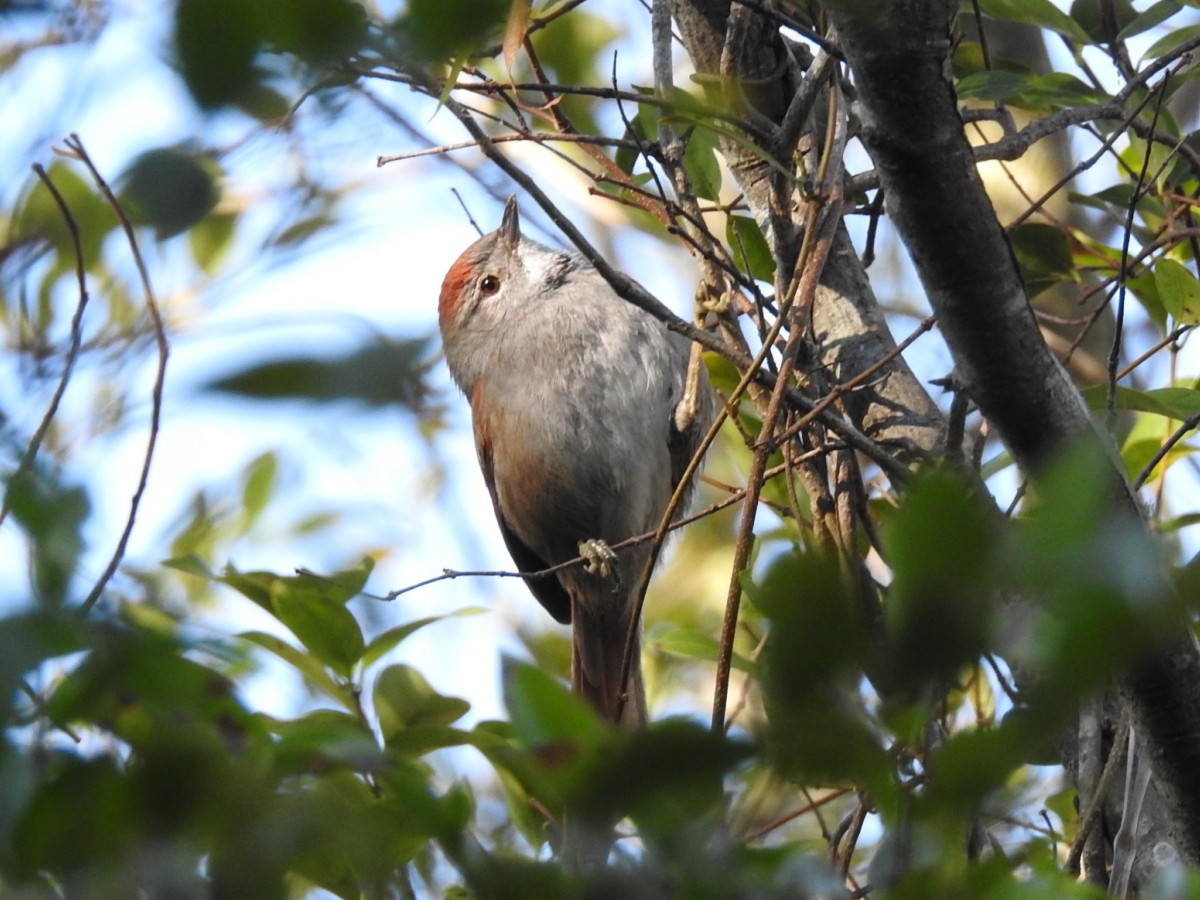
(474, 412, 573, 625)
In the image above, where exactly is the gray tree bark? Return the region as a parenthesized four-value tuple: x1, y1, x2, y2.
(670, 0, 947, 466)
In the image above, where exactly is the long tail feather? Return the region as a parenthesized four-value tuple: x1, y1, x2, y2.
(561, 587, 645, 871)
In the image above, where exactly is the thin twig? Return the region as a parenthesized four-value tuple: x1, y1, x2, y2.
(59, 134, 170, 617)
(1107, 73, 1171, 429)
(1134, 411, 1200, 490)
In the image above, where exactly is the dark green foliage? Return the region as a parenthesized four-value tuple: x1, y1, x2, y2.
(174, 0, 367, 109)
(119, 147, 220, 240)
(204, 338, 435, 411)
(4, 465, 89, 607)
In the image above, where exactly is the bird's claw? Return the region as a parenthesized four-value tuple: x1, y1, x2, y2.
(579, 539, 619, 584)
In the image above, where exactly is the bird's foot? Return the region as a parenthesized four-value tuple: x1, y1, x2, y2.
(578, 539, 619, 584)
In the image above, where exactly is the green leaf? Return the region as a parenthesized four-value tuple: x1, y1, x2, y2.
(361, 607, 485, 669)
(0, 610, 93, 702)
(755, 550, 893, 796)
(1117, 0, 1182, 39)
(502, 657, 601, 747)
(266, 709, 386, 774)
(174, 0, 264, 108)
(1069, 0, 1137, 41)
(15, 163, 115, 268)
(257, 0, 366, 62)
(240, 451, 278, 530)
(204, 339, 434, 410)
(270, 577, 365, 676)
(269, 212, 337, 248)
(45, 625, 255, 752)
(373, 665, 470, 745)
(573, 720, 750, 837)
(647, 621, 758, 675)
(925, 724, 1029, 812)
(881, 470, 997, 693)
(218, 564, 275, 610)
(1080, 384, 1200, 419)
(119, 146, 220, 239)
(1010, 222, 1077, 297)
(402, 0, 509, 59)
(956, 69, 1030, 103)
(189, 211, 237, 274)
(1142, 22, 1200, 58)
(1008, 442, 1176, 706)
(1154, 258, 1200, 324)
(12, 757, 137, 878)
(238, 630, 351, 705)
(683, 124, 722, 201)
(957, 70, 1106, 110)
(4, 465, 90, 607)
(726, 215, 775, 282)
(295, 558, 375, 606)
(978, 0, 1091, 44)
(1127, 268, 1169, 331)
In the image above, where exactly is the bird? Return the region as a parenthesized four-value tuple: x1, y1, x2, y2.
(438, 195, 713, 730)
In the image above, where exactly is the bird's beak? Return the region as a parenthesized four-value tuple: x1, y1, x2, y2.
(500, 195, 520, 249)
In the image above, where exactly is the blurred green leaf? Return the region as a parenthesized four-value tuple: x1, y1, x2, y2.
(978, 0, 1091, 44)
(266, 709, 385, 774)
(374, 664, 470, 745)
(502, 657, 601, 748)
(1142, 22, 1200, 58)
(258, 0, 367, 61)
(881, 469, 998, 694)
(4, 465, 89, 607)
(402, 0, 508, 58)
(527, 9, 619, 132)
(119, 146, 219, 239)
(189, 211, 238, 273)
(1069, 0, 1137, 41)
(647, 621, 758, 675)
(1080, 384, 1200, 419)
(205, 338, 434, 410)
(11, 756, 139, 880)
(577, 720, 749, 839)
(175, 0, 260, 107)
(15, 163, 114, 269)
(956, 69, 1028, 103)
(754, 550, 893, 794)
(269, 212, 337, 248)
(240, 451, 278, 530)
(239, 629, 352, 706)
(270, 577, 365, 676)
(1117, 0, 1182, 39)
(0, 611, 92, 714)
(1005, 443, 1177, 707)
(296, 558, 374, 605)
(46, 624, 256, 757)
(361, 607, 485, 669)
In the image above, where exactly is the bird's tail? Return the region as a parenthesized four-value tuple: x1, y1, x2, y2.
(570, 590, 646, 727)
(561, 586, 645, 871)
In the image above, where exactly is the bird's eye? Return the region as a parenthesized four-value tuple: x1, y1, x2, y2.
(480, 275, 501, 295)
